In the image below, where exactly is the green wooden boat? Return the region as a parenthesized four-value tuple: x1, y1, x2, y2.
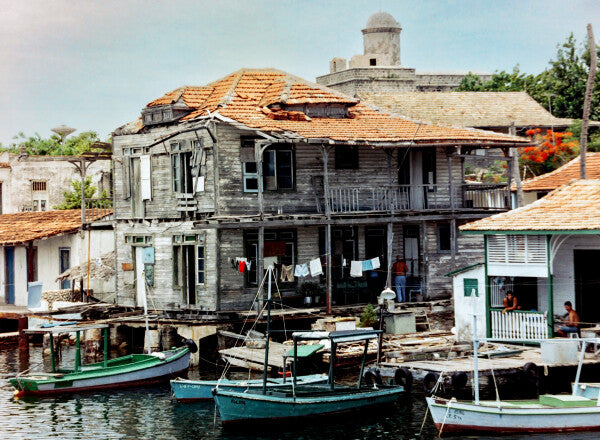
(213, 329, 405, 424)
(10, 323, 191, 397)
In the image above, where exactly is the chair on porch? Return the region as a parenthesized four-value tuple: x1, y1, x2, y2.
(406, 276, 422, 302)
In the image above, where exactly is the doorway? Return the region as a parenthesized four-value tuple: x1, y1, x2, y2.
(5, 247, 14, 304)
(574, 250, 600, 324)
(365, 227, 387, 297)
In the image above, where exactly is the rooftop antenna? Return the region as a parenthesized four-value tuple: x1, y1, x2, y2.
(51, 125, 76, 144)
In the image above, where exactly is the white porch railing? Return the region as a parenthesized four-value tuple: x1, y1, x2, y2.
(490, 310, 548, 340)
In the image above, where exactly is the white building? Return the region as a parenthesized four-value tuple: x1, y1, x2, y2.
(0, 210, 114, 306)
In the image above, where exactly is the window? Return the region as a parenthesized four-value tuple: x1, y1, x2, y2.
(197, 245, 205, 284)
(335, 145, 359, 169)
(125, 235, 153, 246)
(243, 162, 258, 192)
(59, 248, 71, 289)
(370, 58, 377, 66)
(171, 142, 193, 194)
(438, 224, 451, 252)
(32, 180, 48, 211)
(464, 278, 478, 297)
(263, 148, 294, 190)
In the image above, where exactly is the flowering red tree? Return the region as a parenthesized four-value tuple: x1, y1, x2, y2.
(519, 128, 579, 175)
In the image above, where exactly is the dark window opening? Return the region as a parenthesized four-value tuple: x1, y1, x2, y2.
(437, 223, 451, 252)
(263, 148, 294, 191)
(335, 145, 359, 169)
(370, 58, 377, 66)
(172, 150, 193, 194)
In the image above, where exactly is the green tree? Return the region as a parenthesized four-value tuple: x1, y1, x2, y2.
(456, 34, 599, 121)
(54, 176, 109, 210)
(3, 131, 106, 156)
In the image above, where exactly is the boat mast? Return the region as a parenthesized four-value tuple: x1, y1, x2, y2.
(262, 266, 272, 394)
(142, 271, 151, 355)
(472, 291, 480, 405)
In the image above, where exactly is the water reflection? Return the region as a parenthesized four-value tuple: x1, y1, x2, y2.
(0, 346, 598, 439)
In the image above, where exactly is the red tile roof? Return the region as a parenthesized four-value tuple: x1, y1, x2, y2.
(0, 210, 111, 246)
(145, 69, 530, 146)
(518, 153, 600, 192)
(461, 180, 600, 232)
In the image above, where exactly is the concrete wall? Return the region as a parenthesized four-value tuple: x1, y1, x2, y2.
(0, 229, 115, 306)
(452, 264, 486, 341)
(0, 153, 110, 214)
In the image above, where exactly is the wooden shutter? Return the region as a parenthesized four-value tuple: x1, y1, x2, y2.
(122, 157, 131, 199)
(140, 155, 152, 201)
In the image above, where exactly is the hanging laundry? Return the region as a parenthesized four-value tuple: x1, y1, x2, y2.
(281, 265, 294, 282)
(362, 259, 373, 271)
(370, 257, 381, 270)
(294, 264, 309, 278)
(350, 261, 363, 277)
(246, 261, 252, 271)
(264, 256, 277, 269)
(309, 258, 323, 277)
(342, 258, 347, 267)
(238, 261, 246, 273)
(235, 257, 248, 273)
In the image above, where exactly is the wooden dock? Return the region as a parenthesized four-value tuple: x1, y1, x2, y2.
(220, 341, 290, 372)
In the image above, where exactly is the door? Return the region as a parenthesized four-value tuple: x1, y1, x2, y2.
(59, 248, 71, 289)
(574, 250, 600, 323)
(403, 226, 420, 277)
(131, 157, 144, 218)
(365, 227, 387, 297)
(5, 247, 14, 304)
(184, 246, 196, 305)
(135, 246, 146, 308)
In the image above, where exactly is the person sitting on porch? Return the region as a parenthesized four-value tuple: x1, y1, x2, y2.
(502, 291, 521, 314)
(556, 301, 580, 337)
(392, 255, 408, 302)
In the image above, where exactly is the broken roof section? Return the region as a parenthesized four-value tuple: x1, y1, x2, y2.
(137, 68, 530, 147)
(359, 91, 578, 129)
(0, 210, 112, 246)
(517, 153, 600, 192)
(461, 179, 600, 233)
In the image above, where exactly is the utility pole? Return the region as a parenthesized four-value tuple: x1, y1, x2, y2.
(581, 24, 597, 179)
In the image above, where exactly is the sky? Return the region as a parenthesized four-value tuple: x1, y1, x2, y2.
(1, 0, 599, 146)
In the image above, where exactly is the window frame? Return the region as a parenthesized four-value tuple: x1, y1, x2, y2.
(437, 223, 452, 253)
(262, 146, 295, 192)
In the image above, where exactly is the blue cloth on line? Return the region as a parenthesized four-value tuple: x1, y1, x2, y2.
(294, 264, 309, 278)
(362, 259, 373, 271)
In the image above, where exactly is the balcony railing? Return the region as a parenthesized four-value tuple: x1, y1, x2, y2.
(324, 183, 510, 214)
(490, 310, 548, 340)
(84, 197, 113, 223)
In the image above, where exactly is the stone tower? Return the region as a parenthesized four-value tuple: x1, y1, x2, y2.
(362, 11, 402, 66)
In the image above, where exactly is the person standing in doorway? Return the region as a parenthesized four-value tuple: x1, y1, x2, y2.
(392, 255, 409, 302)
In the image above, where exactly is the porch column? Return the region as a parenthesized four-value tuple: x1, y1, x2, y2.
(547, 235, 554, 337)
(258, 226, 264, 304)
(321, 145, 333, 314)
(450, 218, 456, 261)
(326, 224, 332, 314)
(484, 235, 491, 338)
(509, 123, 524, 208)
(447, 147, 455, 210)
(386, 222, 393, 288)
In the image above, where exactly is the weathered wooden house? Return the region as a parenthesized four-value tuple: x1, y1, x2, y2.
(111, 68, 529, 312)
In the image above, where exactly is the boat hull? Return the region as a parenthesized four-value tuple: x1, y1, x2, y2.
(171, 374, 328, 402)
(426, 397, 600, 434)
(11, 347, 190, 397)
(214, 386, 403, 424)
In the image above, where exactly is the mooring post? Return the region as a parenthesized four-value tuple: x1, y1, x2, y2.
(18, 316, 28, 354)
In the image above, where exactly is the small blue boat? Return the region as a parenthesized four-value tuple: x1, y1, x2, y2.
(171, 373, 328, 402)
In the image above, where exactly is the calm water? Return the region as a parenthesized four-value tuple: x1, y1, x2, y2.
(0, 346, 598, 440)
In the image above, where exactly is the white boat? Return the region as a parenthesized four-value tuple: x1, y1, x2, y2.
(426, 295, 600, 435)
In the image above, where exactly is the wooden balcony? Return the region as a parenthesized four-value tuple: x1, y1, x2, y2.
(324, 183, 510, 214)
(83, 197, 113, 223)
